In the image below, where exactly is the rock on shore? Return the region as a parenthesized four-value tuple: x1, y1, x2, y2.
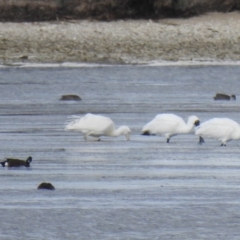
(1, 12, 240, 64)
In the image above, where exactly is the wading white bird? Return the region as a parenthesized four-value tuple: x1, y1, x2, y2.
(65, 113, 131, 141)
(142, 114, 200, 143)
(195, 118, 240, 146)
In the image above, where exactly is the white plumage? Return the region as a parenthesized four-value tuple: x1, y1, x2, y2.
(142, 114, 200, 143)
(195, 118, 240, 146)
(65, 113, 131, 141)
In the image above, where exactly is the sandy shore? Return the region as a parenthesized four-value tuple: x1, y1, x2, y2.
(1, 12, 240, 64)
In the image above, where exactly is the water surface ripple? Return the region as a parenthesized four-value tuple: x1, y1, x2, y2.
(1, 65, 240, 239)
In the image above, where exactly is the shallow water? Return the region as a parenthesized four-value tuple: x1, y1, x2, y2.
(1, 65, 240, 239)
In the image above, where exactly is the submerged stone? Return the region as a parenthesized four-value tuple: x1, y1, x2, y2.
(60, 95, 81, 101)
(37, 182, 55, 190)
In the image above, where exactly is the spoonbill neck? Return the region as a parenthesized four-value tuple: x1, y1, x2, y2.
(110, 126, 130, 140)
(178, 121, 195, 134)
(111, 127, 126, 137)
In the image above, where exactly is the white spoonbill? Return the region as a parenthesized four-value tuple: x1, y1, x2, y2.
(195, 118, 240, 146)
(65, 113, 131, 141)
(142, 114, 200, 143)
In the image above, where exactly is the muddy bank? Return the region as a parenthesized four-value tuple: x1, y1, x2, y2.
(1, 12, 240, 64)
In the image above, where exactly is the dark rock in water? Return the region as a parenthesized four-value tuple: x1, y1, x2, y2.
(213, 93, 236, 100)
(37, 182, 55, 190)
(60, 95, 81, 101)
(0, 156, 32, 167)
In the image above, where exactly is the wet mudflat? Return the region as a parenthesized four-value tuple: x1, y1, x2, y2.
(0, 64, 240, 239)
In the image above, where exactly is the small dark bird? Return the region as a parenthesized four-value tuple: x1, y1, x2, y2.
(0, 156, 32, 167)
(37, 182, 55, 190)
(60, 95, 81, 101)
(213, 93, 236, 100)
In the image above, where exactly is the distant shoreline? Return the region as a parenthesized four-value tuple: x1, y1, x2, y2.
(2, 61, 240, 69)
(1, 12, 240, 65)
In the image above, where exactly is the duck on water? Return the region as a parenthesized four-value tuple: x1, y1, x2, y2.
(213, 93, 236, 100)
(0, 156, 32, 167)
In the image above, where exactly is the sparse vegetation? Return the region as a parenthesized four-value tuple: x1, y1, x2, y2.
(0, 0, 239, 22)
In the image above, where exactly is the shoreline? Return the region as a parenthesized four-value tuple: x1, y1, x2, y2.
(2, 60, 240, 68)
(1, 12, 240, 65)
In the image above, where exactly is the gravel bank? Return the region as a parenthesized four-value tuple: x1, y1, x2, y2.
(1, 12, 240, 64)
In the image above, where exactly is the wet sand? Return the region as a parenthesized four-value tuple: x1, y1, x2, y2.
(0, 12, 240, 64)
